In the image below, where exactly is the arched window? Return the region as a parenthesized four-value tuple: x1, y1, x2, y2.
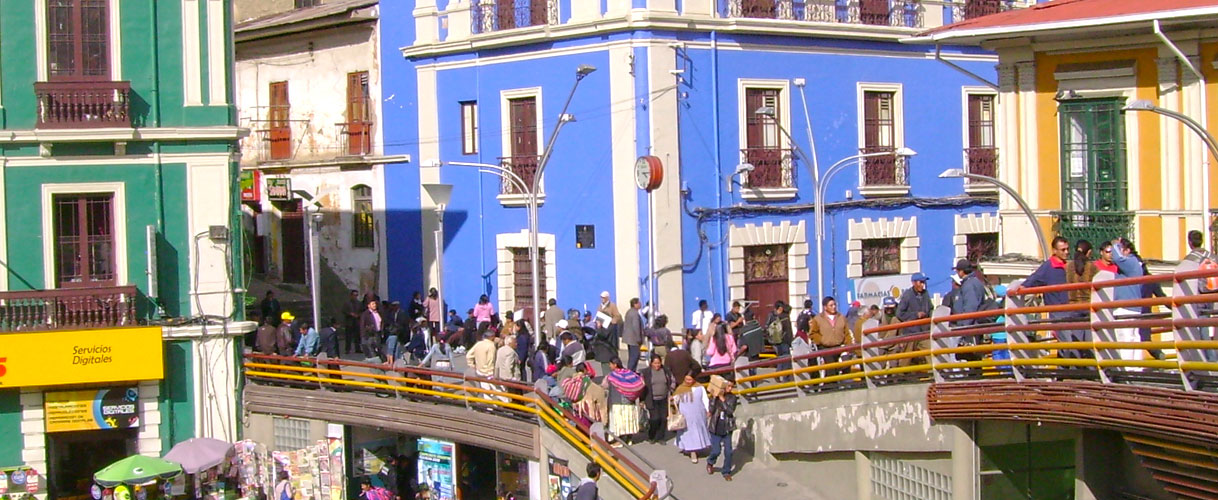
(352, 185, 374, 248)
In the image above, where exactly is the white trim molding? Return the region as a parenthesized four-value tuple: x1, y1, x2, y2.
(495, 230, 557, 315)
(498, 87, 545, 207)
(183, 0, 204, 106)
(856, 82, 908, 198)
(726, 220, 810, 319)
(846, 216, 919, 278)
(953, 212, 1000, 260)
(40, 182, 129, 290)
(206, 0, 227, 105)
(737, 78, 796, 200)
(960, 86, 999, 195)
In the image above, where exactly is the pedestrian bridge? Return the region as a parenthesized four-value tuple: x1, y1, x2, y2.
(243, 263, 1218, 499)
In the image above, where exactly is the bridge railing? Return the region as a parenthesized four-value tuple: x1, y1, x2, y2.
(242, 354, 657, 499)
(702, 262, 1218, 398)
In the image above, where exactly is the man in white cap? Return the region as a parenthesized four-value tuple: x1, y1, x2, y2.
(598, 291, 623, 350)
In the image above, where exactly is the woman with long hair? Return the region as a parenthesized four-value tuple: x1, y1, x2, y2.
(473, 294, 494, 327)
(704, 317, 737, 379)
(1062, 239, 1099, 359)
(672, 373, 711, 463)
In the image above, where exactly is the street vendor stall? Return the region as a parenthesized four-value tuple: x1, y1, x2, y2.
(93, 455, 183, 500)
(163, 438, 238, 500)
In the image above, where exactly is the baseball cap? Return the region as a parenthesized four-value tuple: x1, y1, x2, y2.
(911, 272, 929, 283)
(600, 291, 610, 298)
(954, 258, 974, 271)
(557, 319, 569, 329)
(280, 311, 295, 321)
(882, 297, 897, 307)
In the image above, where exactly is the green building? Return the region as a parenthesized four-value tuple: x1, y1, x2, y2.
(0, 1, 253, 497)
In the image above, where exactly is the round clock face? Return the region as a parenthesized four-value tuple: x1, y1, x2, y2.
(635, 157, 652, 190)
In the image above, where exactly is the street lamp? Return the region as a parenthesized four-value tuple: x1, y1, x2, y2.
(940, 168, 1048, 259)
(423, 182, 452, 347)
(526, 64, 596, 343)
(725, 163, 754, 192)
(293, 189, 324, 328)
(811, 148, 916, 301)
(1124, 99, 1216, 249)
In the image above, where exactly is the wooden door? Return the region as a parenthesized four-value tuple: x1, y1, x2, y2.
(744, 244, 789, 323)
(346, 72, 370, 155)
(279, 201, 306, 283)
(508, 96, 538, 187)
(269, 81, 291, 160)
(511, 247, 545, 321)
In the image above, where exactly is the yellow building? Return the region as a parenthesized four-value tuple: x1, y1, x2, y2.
(913, 0, 1218, 265)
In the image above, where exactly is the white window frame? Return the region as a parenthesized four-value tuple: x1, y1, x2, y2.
(846, 216, 918, 279)
(35, 0, 123, 83)
(737, 79, 796, 201)
(953, 213, 1001, 261)
(961, 87, 999, 194)
(856, 83, 908, 197)
(499, 87, 545, 207)
(41, 182, 129, 289)
(461, 101, 479, 155)
(495, 230, 556, 315)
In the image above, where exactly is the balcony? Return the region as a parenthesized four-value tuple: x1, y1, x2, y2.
(337, 121, 373, 157)
(961, 0, 1006, 20)
(0, 285, 137, 332)
(34, 81, 132, 129)
(739, 147, 797, 200)
(723, 0, 924, 28)
(471, 0, 556, 34)
(964, 146, 998, 193)
(498, 154, 539, 196)
(1053, 211, 1135, 248)
(858, 146, 910, 197)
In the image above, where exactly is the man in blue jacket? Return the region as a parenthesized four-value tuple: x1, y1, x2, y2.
(1010, 237, 1075, 355)
(950, 259, 988, 327)
(1110, 238, 1145, 364)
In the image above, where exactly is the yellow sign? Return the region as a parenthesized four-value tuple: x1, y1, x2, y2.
(45, 386, 140, 433)
(0, 327, 163, 389)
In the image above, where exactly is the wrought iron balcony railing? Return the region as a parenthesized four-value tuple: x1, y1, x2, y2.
(499, 154, 540, 195)
(740, 147, 795, 189)
(337, 121, 373, 157)
(471, 0, 557, 34)
(724, 0, 924, 28)
(34, 81, 132, 129)
(961, 0, 1008, 20)
(965, 146, 998, 186)
(0, 285, 137, 332)
(858, 147, 909, 187)
(1053, 211, 1135, 248)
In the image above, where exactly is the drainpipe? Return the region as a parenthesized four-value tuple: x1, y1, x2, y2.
(1154, 20, 1212, 250)
(711, 30, 726, 308)
(149, 0, 173, 446)
(935, 44, 998, 90)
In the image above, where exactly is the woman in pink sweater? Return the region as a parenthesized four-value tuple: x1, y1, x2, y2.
(473, 294, 495, 325)
(705, 314, 737, 372)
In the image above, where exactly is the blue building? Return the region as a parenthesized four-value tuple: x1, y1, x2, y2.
(381, 0, 1027, 325)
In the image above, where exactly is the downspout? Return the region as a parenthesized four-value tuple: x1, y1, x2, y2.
(935, 44, 998, 90)
(1154, 20, 1211, 250)
(149, 0, 173, 447)
(711, 30, 726, 308)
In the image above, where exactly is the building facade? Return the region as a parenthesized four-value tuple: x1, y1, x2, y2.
(0, 0, 252, 497)
(234, 0, 410, 321)
(918, 0, 1218, 275)
(382, 0, 1034, 324)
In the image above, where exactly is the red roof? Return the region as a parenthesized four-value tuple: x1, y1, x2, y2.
(919, 0, 1218, 38)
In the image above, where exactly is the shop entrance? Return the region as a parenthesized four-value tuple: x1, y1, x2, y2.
(47, 429, 137, 499)
(456, 445, 496, 500)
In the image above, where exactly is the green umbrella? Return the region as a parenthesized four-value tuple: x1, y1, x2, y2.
(94, 455, 183, 487)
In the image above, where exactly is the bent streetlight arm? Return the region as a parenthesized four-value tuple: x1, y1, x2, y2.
(942, 169, 1048, 259)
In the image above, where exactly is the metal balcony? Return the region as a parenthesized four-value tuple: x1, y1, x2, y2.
(859, 147, 910, 187)
(740, 147, 795, 189)
(471, 0, 557, 34)
(724, 0, 924, 28)
(1053, 211, 1135, 248)
(498, 155, 540, 195)
(34, 81, 132, 129)
(337, 121, 373, 157)
(0, 285, 137, 332)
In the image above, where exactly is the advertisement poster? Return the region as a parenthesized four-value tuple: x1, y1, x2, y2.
(0, 327, 163, 389)
(327, 437, 344, 500)
(546, 457, 572, 500)
(853, 274, 912, 308)
(416, 438, 455, 500)
(44, 387, 139, 432)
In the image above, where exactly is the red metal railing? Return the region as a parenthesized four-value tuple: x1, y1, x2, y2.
(34, 81, 132, 129)
(0, 285, 137, 332)
(965, 146, 997, 182)
(859, 146, 908, 187)
(741, 147, 793, 188)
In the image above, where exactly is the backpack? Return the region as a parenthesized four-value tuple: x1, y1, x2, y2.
(1200, 256, 1218, 292)
(766, 318, 785, 345)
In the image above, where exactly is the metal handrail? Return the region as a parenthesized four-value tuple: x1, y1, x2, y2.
(703, 265, 1218, 394)
(243, 353, 657, 499)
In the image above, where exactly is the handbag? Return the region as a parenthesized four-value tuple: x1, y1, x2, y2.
(666, 398, 686, 431)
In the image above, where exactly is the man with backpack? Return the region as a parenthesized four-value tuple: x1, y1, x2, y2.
(273, 471, 293, 500)
(571, 463, 601, 500)
(766, 301, 793, 382)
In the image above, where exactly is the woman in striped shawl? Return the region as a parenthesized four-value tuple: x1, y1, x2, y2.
(603, 357, 645, 446)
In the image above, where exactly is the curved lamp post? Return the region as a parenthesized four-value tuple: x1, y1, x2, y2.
(813, 148, 916, 301)
(940, 168, 1048, 259)
(1124, 99, 1216, 250)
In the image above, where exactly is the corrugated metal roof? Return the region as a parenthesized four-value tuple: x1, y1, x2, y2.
(235, 0, 378, 33)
